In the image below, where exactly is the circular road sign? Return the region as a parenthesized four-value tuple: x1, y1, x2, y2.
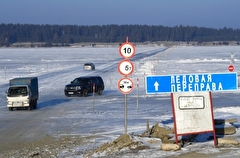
(228, 64, 234, 72)
(118, 78, 134, 94)
(118, 60, 134, 76)
(119, 42, 136, 59)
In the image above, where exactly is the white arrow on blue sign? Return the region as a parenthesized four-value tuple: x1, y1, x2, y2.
(145, 72, 238, 94)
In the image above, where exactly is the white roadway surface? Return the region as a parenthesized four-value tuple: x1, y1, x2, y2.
(0, 45, 240, 157)
(0, 46, 168, 148)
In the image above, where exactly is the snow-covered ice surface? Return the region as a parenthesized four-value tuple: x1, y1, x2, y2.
(0, 45, 240, 157)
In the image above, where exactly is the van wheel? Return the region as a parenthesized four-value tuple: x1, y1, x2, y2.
(97, 89, 103, 95)
(82, 90, 88, 97)
(33, 100, 37, 109)
(9, 107, 13, 111)
(28, 106, 32, 111)
(28, 101, 32, 111)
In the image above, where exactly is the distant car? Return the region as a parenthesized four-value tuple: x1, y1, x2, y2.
(64, 76, 104, 97)
(83, 62, 95, 70)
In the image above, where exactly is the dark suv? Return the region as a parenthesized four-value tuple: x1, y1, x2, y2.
(64, 76, 104, 97)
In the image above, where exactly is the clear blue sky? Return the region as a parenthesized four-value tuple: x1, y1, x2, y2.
(1, 0, 240, 29)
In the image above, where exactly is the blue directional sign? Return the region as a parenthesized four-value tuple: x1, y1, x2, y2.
(146, 72, 238, 94)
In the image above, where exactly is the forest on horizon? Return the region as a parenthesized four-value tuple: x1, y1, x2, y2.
(1, 23, 240, 47)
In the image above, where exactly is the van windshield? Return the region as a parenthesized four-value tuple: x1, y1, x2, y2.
(8, 86, 28, 96)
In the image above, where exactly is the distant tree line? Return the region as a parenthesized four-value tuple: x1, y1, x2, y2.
(0, 23, 240, 47)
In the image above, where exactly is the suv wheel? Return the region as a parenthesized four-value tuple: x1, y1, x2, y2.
(97, 89, 103, 95)
(82, 89, 88, 97)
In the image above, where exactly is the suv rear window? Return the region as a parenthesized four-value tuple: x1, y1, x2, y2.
(72, 78, 90, 84)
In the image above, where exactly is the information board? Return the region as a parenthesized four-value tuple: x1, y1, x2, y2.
(171, 91, 217, 146)
(146, 72, 238, 94)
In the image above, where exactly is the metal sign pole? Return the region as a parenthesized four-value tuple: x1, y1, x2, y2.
(124, 94, 127, 134)
(137, 78, 139, 113)
(92, 83, 95, 112)
(4, 66, 6, 81)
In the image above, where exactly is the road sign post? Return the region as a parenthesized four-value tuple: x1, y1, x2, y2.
(118, 37, 136, 134)
(92, 83, 95, 112)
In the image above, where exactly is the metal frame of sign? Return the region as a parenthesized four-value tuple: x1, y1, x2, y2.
(171, 91, 217, 147)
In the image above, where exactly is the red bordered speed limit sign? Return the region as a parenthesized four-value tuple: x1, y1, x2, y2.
(119, 42, 136, 59)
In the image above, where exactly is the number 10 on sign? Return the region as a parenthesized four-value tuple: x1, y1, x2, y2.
(119, 42, 136, 59)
